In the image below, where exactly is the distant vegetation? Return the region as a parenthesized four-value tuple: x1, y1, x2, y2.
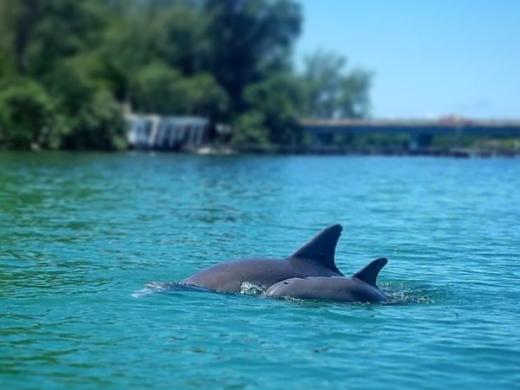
(0, 0, 371, 150)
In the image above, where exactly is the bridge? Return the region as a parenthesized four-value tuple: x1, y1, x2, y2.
(301, 118, 520, 149)
(126, 114, 520, 152)
(127, 114, 209, 151)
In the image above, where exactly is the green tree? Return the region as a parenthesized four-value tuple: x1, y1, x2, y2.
(49, 60, 126, 150)
(130, 62, 227, 120)
(130, 62, 186, 115)
(205, 0, 302, 114)
(99, 5, 163, 102)
(0, 0, 106, 77)
(0, 0, 373, 151)
(154, 4, 212, 76)
(231, 111, 269, 147)
(302, 50, 372, 119)
(58, 89, 127, 150)
(242, 72, 304, 144)
(0, 0, 41, 74)
(181, 73, 228, 119)
(0, 78, 54, 149)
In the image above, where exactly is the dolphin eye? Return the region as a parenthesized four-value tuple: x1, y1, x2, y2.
(283, 281, 289, 285)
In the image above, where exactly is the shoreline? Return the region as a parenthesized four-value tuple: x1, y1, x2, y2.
(1, 145, 519, 158)
(190, 144, 520, 158)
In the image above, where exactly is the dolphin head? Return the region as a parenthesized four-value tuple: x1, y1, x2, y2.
(264, 277, 307, 298)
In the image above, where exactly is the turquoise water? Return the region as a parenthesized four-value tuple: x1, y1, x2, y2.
(1, 152, 519, 389)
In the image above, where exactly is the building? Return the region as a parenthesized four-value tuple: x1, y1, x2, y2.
(127, 114, 209, 151)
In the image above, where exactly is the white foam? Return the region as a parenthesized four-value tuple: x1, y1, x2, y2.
(131, 281, 172, 298)
(239, 281, 266, 296)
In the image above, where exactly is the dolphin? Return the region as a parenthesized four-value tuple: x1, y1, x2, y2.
(264, 258, 388, 303)
(180, 224, 344, 293)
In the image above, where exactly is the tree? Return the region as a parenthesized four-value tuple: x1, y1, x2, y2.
(337, 69, 371, 119)
(46, 59, 126, 150)
(0, 0, 373, 150)
(130, 62, 228, 120)
(302, 50, 372, 119)
(130, 62, 186, 115)
(0, 0, 40, 74)
(231, 111, 269, 146)
(0, 78, 54, 149)
(181, 73, 228, 119)
(241, 72, 304, 144)
(0, 0, 106, 77)
(154, 4, 212, 76)
(58, 89, 127, 150)
(205, 0, 302, 115)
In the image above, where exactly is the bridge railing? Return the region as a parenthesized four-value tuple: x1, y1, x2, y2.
(301, 119, 520, 149)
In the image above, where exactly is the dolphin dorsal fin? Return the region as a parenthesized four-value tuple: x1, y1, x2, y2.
(353, 258, 388, 287)
(291, 224, 343, 274)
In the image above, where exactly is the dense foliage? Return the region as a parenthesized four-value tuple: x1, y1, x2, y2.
(0, 0, 371, 150)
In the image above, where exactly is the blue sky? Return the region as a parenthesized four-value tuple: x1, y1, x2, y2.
(296, 0, 519, 119)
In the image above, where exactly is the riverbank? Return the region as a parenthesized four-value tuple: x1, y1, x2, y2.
(189, 143, 520, 158)
(3, 137, 520, 158)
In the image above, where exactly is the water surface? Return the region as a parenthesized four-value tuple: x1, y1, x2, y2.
(1, 153, 519, 389)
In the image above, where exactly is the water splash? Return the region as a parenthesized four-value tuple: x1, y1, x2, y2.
(134, 279, 446, 306)
(381, 281, 447, 305)
(132, 281, 216, 298)
(132, 281, 177, 298)
(239, 281, 266, 296)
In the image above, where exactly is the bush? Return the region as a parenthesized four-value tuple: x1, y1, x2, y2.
(131, 64, 228, 120)
(48, 61, 127, 150)
(243, 73, 304, 144)
(0, 79, 54, 150)
(59, 89, 127, 150)
(130, 62, 187, 115)
(181, 73, 228, 120)
(231, 111, 270, 146)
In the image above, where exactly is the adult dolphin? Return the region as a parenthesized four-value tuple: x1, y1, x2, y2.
(180, 224, 344, 293)
(264, 258, 388, 303)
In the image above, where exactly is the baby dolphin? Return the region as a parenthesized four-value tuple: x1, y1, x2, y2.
(181, 224, 345, 293)
(264, 258, 388, 303)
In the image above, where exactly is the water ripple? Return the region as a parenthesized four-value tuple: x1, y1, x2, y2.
(1, 153, 519, 389)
